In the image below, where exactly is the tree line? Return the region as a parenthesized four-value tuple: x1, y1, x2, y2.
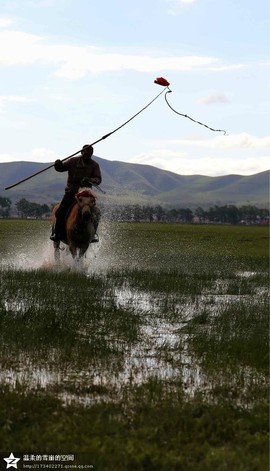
(0, 197, 269, 224)
(0, 197, 51, 219)
(104, 203, 269, 224)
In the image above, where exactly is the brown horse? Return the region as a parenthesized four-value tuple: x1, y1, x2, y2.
(52, 188, 97, 260)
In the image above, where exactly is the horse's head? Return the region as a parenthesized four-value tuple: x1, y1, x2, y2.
(75, 188, 96, 223)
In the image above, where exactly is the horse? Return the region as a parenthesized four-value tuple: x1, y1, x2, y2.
(51, 187, 97, 261)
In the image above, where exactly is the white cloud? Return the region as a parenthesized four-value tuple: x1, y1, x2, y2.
(208, 61, 270, 73)
(169, 133, 270, 149)
(0, 147, 58, 163)
(25, 0, 61, 6)
(166, 0, 197, 10)
(166, 0, 197, 15)
(132, 149, 270, 176)
(170, 0, 197, 4)
(199, 93, 229, 105)
(5, 0, 61, 6)
(130, 134, 270, 176)
(0, 95, 34, 112)
(1, 28, 265, 79)
(132, 149, 188, 169)
(55, 54, 217, 79)
(0, 29, 218, 79)
(31, 147, 58, 162)
(0, 17, 14, 28)
(0, 153, 14, 163)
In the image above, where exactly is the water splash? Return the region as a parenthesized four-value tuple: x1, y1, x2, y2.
(0, 221, 114, 274)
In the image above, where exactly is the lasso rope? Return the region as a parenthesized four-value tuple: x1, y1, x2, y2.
(164, 89, 227, 135)
(154, 77, 227, 135)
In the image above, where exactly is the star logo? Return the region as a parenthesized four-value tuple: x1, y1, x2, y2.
(3, 453, 21, 469)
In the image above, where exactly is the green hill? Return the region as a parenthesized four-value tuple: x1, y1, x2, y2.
(0, 157, 269, 208)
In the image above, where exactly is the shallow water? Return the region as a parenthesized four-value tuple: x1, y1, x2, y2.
(0, 220, 268, 406)
(0, 278, 266, 406)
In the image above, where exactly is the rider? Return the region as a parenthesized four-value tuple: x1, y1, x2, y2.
(50, 144, 102, 243)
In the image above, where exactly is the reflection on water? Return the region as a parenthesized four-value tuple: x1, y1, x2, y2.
(0, 279, 266, 406)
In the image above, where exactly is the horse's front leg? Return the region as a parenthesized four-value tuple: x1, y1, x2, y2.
(68, 243, 77, 259)
(54, 241, 60, 262)
(79, 246, 88, 259)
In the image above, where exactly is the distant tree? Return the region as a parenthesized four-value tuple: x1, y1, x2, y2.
(121, 205, 133, 221)
(209, 205, 240, 224)
(0, 196, 12, 218)
(167, 208, 179, 222)
(205, 204, 267, 224)
(178, 208, 193, 222)
(142, 205, 154, 222)
(16, 198, 30, 218)
(226, 205, 240, 224)
(131, 204, 144, 222)
(154, 205, 165, 221)
(16, 198, 50, 218)
(195, 207, 207, 221)
(257, 208, 269, 219)
(207, 205, 224, 222)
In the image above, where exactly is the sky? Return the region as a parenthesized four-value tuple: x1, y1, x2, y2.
(0, 0, 269, 177)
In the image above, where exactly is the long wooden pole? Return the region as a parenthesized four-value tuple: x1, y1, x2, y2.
(5, 87, 167, 191)
(5, 142, 96, 191)
(5, 149, 79, 190)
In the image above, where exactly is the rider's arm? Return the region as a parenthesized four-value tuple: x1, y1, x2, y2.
(54, 157, 76, 172)
(54, 159, 67, 172)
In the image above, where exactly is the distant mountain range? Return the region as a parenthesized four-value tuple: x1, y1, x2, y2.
(0, 156, 269, 208)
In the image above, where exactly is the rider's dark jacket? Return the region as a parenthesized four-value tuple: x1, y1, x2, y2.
(55, 156, 102, 193)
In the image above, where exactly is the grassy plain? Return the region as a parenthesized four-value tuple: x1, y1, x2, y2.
(0, 219, 269, 470)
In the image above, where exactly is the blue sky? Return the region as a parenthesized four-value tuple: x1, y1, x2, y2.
(0, 0, 269, 176)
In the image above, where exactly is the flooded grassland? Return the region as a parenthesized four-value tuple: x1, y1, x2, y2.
(0, 219, 269, 470)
